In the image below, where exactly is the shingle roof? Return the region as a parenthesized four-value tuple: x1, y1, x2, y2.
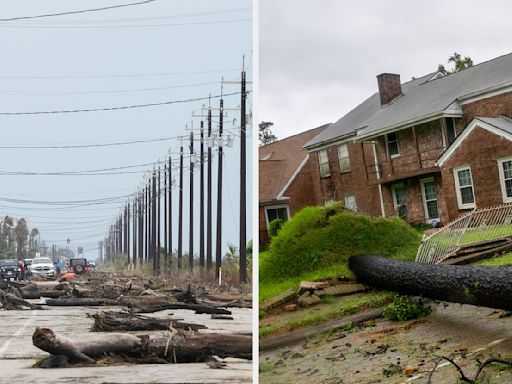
(259, 124, 328, 202)
(478, 116, 512, 135)
(305, 52, 512, 148)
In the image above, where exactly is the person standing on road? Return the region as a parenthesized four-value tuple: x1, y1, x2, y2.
(18, 260, 25, 281)
(55, 260, 62, 276)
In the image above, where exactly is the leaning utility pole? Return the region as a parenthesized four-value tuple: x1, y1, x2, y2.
(215, 97, 224, 283)
(239, 69, 248, 283)
(189, 132, 194, 273)
(178, 145, 184, 270)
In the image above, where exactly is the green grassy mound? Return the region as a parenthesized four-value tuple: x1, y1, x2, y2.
(260, 203, 420, 301)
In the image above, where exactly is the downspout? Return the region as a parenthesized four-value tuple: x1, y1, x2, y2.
(372, 141, 386, 217)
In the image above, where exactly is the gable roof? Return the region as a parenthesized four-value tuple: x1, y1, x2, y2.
(305, 52, 512, 149)
(437, 116, 512, 166)
(259, 124, 328, 202)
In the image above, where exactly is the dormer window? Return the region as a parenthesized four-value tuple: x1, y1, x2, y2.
(446, 118, 456, 145)
(387, 132, 399, 157)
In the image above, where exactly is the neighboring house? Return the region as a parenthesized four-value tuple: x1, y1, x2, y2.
(259, 124, 328, 248)
(303, 52, 512, 226)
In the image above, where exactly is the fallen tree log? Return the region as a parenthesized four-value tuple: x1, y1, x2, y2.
(349, 254, 512, 310)
(129, 302, 232, 315)
(33, 327, 251, 365)
(0, 289, 44, 310)
(46, 298, 118, 306)
(89, 311, 207, 332)
(20, 283, 41, 299)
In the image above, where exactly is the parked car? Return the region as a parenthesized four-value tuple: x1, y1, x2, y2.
(0, 259, 20, 280)
(29, 257, 55, 278)
(69, 258, 89, 275)
(87, 260, 96, 270)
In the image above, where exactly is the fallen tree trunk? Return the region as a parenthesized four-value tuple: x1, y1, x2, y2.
(46, 298, 118, 306)
(129, 302, 232, 315)
(0, 289, 44, 310)
(20, 283, 41, 299)
(89, 311, 207, 332)
(349, 255, 512, 310)
(33, 327, 251, 365)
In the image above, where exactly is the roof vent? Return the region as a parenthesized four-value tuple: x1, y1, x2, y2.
(377, 73, 402, 106)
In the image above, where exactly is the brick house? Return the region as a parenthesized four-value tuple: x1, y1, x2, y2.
(302, 53, 512, 226)
(259, 124, 328, 248)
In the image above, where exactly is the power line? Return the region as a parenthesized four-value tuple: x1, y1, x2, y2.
(0, 18, 250, 29)
(0, 68, 239, 80)
(13, 7, 250, 24)
(0, 91, 241, 115)
(0, 136, 179, 149)
(0, 0, 157, 22)
(0, 80, 221, 96)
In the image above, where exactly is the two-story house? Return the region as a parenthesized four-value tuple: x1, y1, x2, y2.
(304, 53, 512, 225)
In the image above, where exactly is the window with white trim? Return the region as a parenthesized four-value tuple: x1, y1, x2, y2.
(498, 157, 512, 203)
(337, 143, 350, 172)
(453, 166, 475, 209)
(387, 132, 399, 157)
(344, 195, 357, 211)
(265, 205, 289, 232)
(420, 178, 439, 221)
(318, 149, 330, 178)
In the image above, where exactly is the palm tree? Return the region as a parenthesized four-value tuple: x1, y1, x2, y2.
(14, 218, 29, 260)
(30, 228, 40, 251)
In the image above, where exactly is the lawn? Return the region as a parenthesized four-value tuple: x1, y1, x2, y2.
(477, 252, 512, 266)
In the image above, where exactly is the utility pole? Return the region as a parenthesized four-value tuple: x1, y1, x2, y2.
(157, 166, 161, 275)
(132, 198, 137, 268)
(127, 202, 130, 266)
(164, 162, 168, 272)
(168, 157, 172, 270)
(189, 132, 194, 273)
(215, 97, 224, 283)
(178, 145, 184, 270)
(199, 120, 205, 272)
(151, 171, 157, 275)
(239, 68, 248, 283)
(138, 191, 144, 265)
(207, 103, 213, 273)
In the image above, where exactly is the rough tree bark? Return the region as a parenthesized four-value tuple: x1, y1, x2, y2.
(33, 327, 251, 365)
(349, 255, 512, 310)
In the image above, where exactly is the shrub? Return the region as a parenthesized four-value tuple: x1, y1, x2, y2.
(268, 218, 284, 237)
(382, 294, 432, 321)
(260, 203, 420, 282)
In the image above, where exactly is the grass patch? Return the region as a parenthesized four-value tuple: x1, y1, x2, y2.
(382, 294, 432, 321)
(260, 203, 420, 301)
(259, 362, 276, 374)
(259, 291, 393, 338)
(477, 252, 512, 266)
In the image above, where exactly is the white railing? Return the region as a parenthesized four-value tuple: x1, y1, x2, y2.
(415, 204, 512, 264)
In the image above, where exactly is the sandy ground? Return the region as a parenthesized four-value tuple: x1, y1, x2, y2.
(0, 302, 252, 383)
(260, 302, 512, 384)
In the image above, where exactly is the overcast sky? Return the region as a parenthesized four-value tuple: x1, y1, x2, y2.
(259, 0, 512, 139)
(0, 0, 251, 260)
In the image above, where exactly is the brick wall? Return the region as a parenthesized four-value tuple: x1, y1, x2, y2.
(259, 205, 270, 250)
(441, 126, 512, 221)
(456, 91, 512, 133)
(309, 141, 382, 216)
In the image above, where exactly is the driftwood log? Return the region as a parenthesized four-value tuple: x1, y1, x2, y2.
(0, 288, 43, 310)
(46, 298, 119, 306)
(33, 327, 251, 365)
(89, 311, 207, 332)
(349, 255, 512, 310)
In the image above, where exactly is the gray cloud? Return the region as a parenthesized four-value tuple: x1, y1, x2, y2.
(259, 0, 512, 139)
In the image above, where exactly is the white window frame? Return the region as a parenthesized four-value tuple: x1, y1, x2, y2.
(344, 195, 357, 211)
(337, 143, 351, 173)
(420, 177, 439, 222)
(498, 156, 512, 203)
(391, 183, 406, 210)
(318, 149, 330, 178)
(453, 166, 476, 209)
(264, 204, 290, 232)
